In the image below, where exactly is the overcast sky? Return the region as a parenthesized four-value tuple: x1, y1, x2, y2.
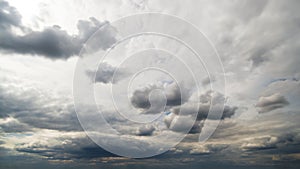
(0, 0, 300, 168)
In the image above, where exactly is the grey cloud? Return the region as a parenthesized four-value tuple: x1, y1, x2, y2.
(248, 48, 269, 68)
(15, 134, 117, 160)
(0, 0, 22, 29)
(256, 93, 289, 113)
(14, 104, 82, 132)
(136, 125, 155, 136)
(200, 90, 227, 105)
(188, 120, 204, 134)
(261, 79, 300, 109)
(164, 91, 237, 133)
(0, 84, 82, 132)
(0, 117, 32, 133)
(130, 82, 190, 110)
(201, 76, 215, 86)
(236, 0, 268, 22)
(241, 133, 300, 151)
(0, 1, 116, 58)
(86, 63, 129, 84)
(1, 27, 81, 58)
(245, 1, 300, 69)
(173, 104, 237, 121)
(173, 91, 237, 121)
(164, 114, 198, 133)
(189, 144, 228, 155)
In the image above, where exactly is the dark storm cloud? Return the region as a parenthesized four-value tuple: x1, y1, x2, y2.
(0, 1, 116, 58)
(256, 93, 289, 113)
(86, 63, 129, 84)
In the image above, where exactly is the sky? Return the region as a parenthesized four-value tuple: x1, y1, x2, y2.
(0, 0, 300, 168)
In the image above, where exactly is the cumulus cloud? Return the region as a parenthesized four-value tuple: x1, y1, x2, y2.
(0, 1, 116, 58)
(130, 82, 190, 111)
(136, 125, 155, 136)
(256, 93, 289, 113)
(164, 91, 237, 133)
(164, 114, 198, 133)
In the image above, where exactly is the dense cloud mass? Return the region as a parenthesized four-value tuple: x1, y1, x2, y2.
(0, 1, 116, 58)
(0, 0, 300, 168)
(256, 93, 289, 113)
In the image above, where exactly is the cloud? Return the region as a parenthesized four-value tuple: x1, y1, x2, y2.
(241, 133, 300, 151)
(172, 104, 237, 121)
(0, 0, 22, 29)
(130, 82, 190, 111)
(0, 81, 82, 132)
(0, 117, 31, 133)
(14, 132, 118, 160)
(172, 91, 237, 121)
(189, 144, 228, 155)
(0, 0, 300, 166)
(164, 114, 197, 133)
(201, 76, 215, 86)
(256, 93, 289, 113)
(164, 91, 237, 133)
(86, 62, 129, 84)
(0, 1, 116, 59)
(136, 125, 155, 136)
